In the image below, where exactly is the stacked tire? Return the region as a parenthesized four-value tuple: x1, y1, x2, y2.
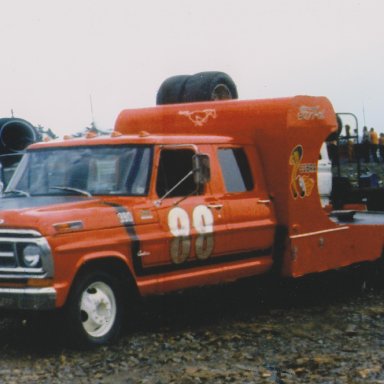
(156, 71, 238, 105)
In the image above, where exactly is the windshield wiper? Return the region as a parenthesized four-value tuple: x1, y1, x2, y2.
(50, 186, 92, 197)
(3, 189, 30, 197)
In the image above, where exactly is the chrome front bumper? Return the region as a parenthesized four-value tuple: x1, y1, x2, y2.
(0, 287, 56, 310)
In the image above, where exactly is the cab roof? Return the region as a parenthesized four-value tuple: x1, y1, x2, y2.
(28, 132, 234, 150)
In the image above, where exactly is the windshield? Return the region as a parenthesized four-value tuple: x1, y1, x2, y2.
(6, 145, 153, 196)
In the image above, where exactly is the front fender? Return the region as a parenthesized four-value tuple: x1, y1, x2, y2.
(54, 250, 136, 308)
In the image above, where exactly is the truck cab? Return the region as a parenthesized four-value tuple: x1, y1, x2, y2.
(4, 130, 277, 293)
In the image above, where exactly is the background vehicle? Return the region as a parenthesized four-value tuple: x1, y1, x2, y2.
(330, 113, 384, 210)
(0, 117, 56, 188)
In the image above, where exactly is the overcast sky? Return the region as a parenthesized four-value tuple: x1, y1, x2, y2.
(0, 0, 382, 136)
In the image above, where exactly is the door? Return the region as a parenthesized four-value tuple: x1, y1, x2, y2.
(216, 146, 276, 256)
(134, 145, 230, 274)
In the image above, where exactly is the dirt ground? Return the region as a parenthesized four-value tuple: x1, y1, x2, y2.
(0, 270, 383, 384)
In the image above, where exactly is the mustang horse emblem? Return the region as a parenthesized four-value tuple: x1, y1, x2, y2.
(178, 109, 217, 127)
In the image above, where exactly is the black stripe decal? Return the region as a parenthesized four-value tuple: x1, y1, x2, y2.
(103, 202, 144, 275)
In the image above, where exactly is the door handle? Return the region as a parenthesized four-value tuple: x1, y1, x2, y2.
(257, 199, 271, 205)
(208, 203, 223, 210)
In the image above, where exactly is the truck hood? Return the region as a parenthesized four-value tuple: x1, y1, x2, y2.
(0, 196, 134, 236)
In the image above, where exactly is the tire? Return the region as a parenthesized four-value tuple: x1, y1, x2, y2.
(0, 118, 39, 153)
(366, 256, 384, 290)
(181, 71, 238, 103)
(65, 270, 123, 348)
(156, 75, 190, 105)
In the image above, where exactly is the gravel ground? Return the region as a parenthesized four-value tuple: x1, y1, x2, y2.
(0, 270, 384, 384)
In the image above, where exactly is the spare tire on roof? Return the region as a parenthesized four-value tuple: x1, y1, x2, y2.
(156, 71, 238, 105)
(181, 71, 238, 103)
(156, 75, 191, 105)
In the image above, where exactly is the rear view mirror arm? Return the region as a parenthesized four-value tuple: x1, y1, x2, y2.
(154, 170, 193, 207)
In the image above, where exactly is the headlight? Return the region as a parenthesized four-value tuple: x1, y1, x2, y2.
(22, 245, 42, 268)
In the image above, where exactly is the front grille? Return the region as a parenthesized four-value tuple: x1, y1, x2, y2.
(0, 229, 41, 238)
(0, 242, 16, 268)
(0, 230, 53, 279)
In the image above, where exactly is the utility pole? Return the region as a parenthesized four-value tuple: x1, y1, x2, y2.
(89, 95, 95, 130)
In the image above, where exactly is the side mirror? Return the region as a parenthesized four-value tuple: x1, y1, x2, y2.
(192, 153, 211, 185)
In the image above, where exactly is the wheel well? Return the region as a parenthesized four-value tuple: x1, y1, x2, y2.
(72, 257, 139, 301)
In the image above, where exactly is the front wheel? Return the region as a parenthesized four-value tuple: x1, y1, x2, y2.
(65, 270, 123, 348)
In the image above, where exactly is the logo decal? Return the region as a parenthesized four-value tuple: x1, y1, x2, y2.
(297, 106, 325, 121)
(140, 210, 154, 220)
(117, 211, 134, 224)
(289, 145, 315, 199)
(178, 109, 217, 127)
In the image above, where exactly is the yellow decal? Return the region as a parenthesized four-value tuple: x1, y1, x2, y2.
(289, 145, 315, 199)
(178, 109, 217, 127)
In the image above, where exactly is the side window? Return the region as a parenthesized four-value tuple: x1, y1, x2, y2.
(218, 147, 254, 193)
(156, 149, 198, 197)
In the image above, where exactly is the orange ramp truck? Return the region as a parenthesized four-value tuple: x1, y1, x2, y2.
(0, 75, 382, 347)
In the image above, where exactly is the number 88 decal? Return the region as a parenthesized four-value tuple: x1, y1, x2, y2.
(168, 205, 214, 264)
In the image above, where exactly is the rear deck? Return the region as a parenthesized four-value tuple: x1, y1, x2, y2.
(330, 210, 384, 225)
